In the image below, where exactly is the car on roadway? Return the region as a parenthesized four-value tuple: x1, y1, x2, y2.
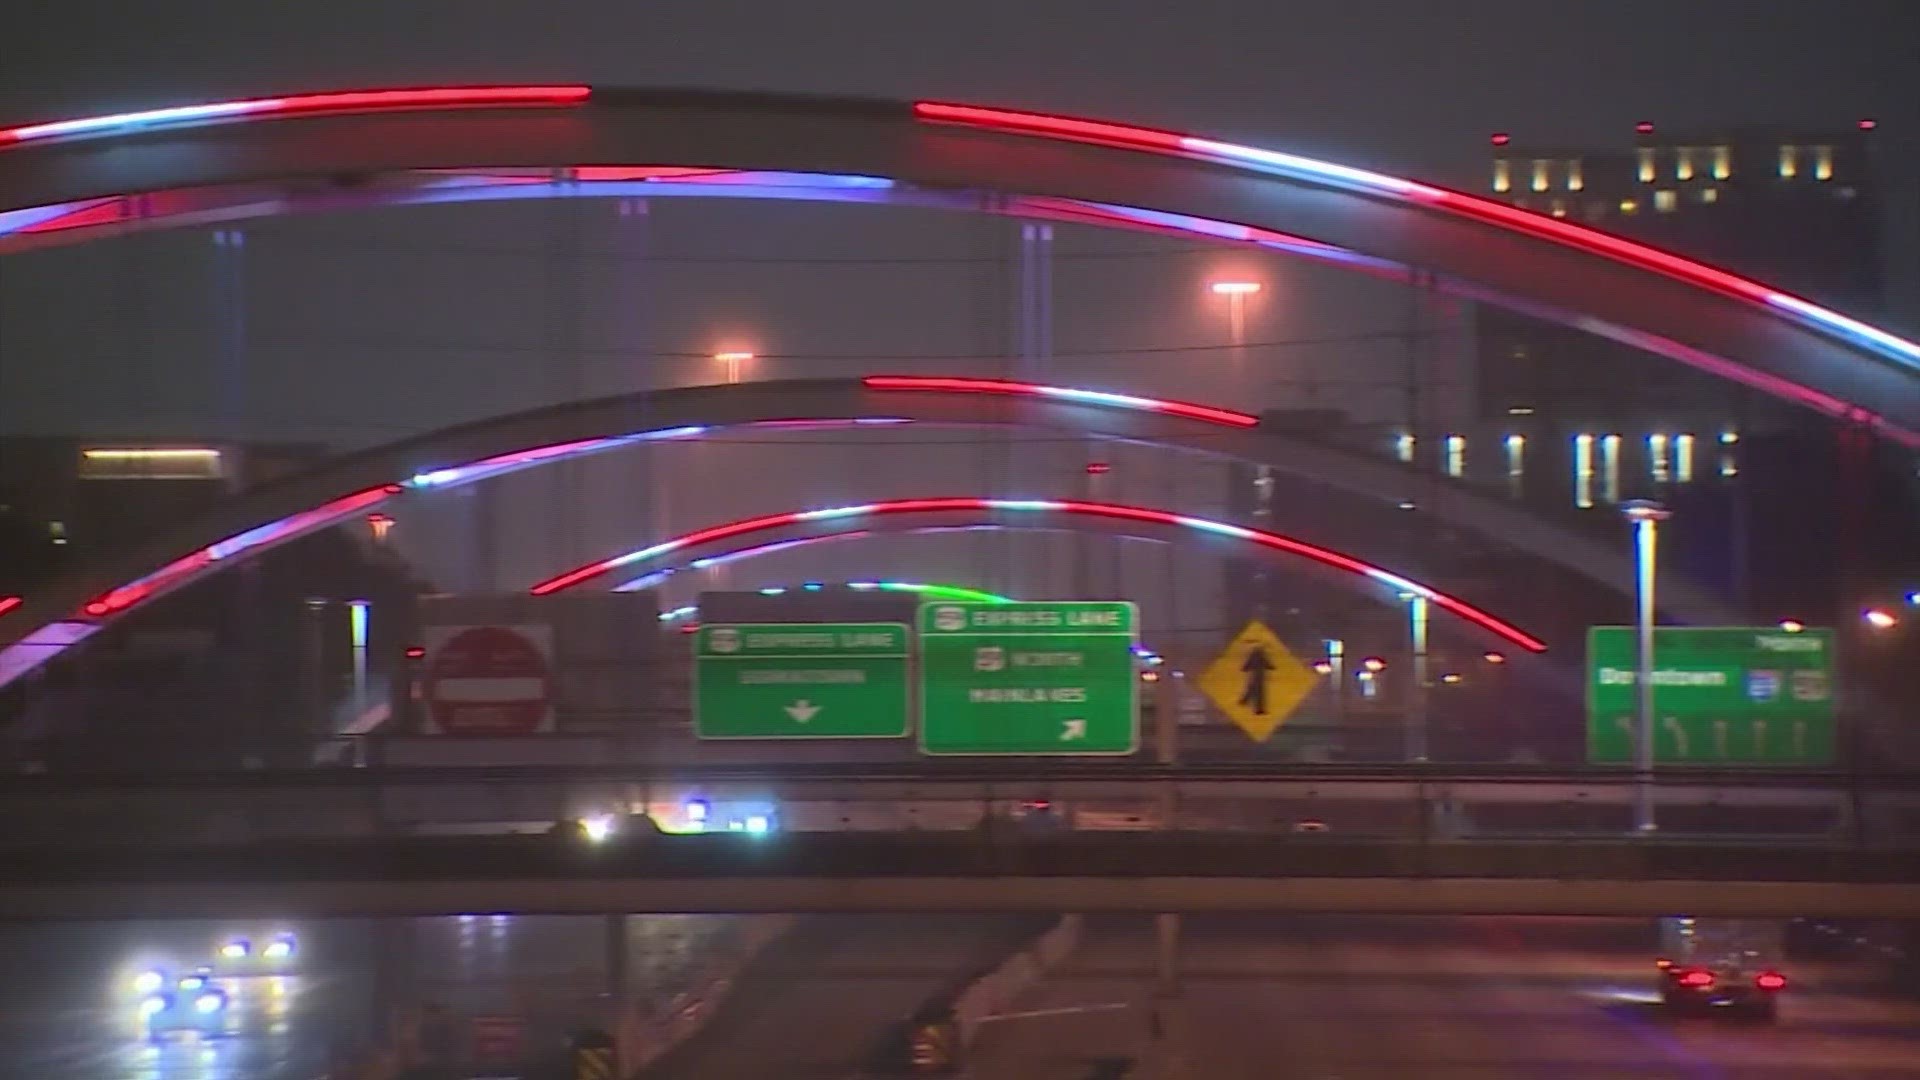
(1656, 917, 1787, 1019)
(138, 968, 231, 1039)
(213, 930, 298, 974)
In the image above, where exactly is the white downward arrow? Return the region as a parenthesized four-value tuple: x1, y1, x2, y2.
(1061, 719, 1087, 740)
(784, 699, 821, 723)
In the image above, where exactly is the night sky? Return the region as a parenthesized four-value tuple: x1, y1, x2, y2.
(8, 2, 1915, 178)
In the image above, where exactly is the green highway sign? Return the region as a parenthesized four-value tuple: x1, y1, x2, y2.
(693, 622, 910, 739)
(918, 601, 1138, 756)
(1586, 626, 1836, 765)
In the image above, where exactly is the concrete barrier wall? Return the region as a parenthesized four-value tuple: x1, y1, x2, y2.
(615, 913, 796, 1075)
(952, 914, 1084, 1045)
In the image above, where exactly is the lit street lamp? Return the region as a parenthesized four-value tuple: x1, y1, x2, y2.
(1863, 608, 1898, 631)
(713, 351, 753, 385)
(1208, 281, 1261, 350)
(1621, 498, 1671, 834)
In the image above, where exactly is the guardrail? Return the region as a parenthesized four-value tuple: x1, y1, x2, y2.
(0, 762, 1915, 850)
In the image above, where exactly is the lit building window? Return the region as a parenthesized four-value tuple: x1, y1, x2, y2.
(1505, 434, 1525, 497)
(1675, 434, 1695, 483)
(1648, 433, 1670, 484)
(1779, 145, 1798, 178)
(1619, 198, 1640, 215)
(79, 447, 224, 480)
(1699, 186, 1720, 204)
(48, 521, 68, 546)
(1637, 148, 1656, 183)
(1601, 434, 1622, 503)
(1574, 434, 1595, 509)
(1445, 435, 1466, 478)
(1711, 145, 1731, 180)
(1566, 160, 1584, 191)
(1492, 159, 1511, 193)
(1814, 145, 1833, 181)
(1719, 430, 1738, 478)
(1395, 433, 1415, 463)
(1675, 148, 1695, 181)
(1530, 160, 1550, 192)
(1654, 190, 1678, 212)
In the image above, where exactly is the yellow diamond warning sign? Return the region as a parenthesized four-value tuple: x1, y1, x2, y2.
(1197, 620, 1317, 742)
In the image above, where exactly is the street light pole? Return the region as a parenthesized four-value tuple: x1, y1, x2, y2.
(1408, 595, 1430, 762)
(1622, 499, 1671, 834)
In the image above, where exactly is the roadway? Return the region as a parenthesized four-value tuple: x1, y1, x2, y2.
(640, 913, 1046, 1079)
(0, 914, 741, 1080)
(965, 915, 1920, 1078)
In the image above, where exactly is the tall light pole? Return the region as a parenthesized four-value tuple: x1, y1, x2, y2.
(1622, 498, 1670, 833)
(1211, 280, 1264, 627)
(1407, 594, 1430, 762)
(713, 351, 752, 385)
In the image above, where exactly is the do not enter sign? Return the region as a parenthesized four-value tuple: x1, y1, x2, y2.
(422, 624, 555, 735)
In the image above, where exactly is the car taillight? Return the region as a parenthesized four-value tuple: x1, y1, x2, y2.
(1678, 969, 1714, 988)
(1755, 971, 1787, 991)
(1655, 958, 1673, 970)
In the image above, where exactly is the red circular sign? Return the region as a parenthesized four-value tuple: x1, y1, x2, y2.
(424, 625, 553, 736)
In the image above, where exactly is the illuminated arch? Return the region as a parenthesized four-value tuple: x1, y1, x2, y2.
(0, 88, 1914, 440)
(615, 523, 1133, 595)
(0, 376, 1735, 690)
(655, 580, 1018, 625)
(526, 497, 1548, 653)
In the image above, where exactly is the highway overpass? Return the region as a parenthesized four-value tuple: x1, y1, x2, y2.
(1, 832, 1915, 920)
(2, 761, 1915, 842)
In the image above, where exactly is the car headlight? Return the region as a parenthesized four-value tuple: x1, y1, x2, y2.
(139, 994, 168, 1016)
(219, 939, 250, 960)
(579, 813, 616, 844)
(132, 970, 166, 995)
(178, 976, 206, 991)
(194, 992, 225, 1014)
(263, 938, 293, 960)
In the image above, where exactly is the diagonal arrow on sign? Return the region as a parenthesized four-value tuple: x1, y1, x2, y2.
(784, 699, 821, 723)
(1061, 719, 1086, 740)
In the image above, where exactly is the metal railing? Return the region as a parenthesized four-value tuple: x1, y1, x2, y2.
(0, 760, 1915, 852)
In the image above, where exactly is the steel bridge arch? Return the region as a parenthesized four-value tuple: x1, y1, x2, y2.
(531, 503, 1550, 651)
(2, 86, 1917, 440)
(0, 376, 1741, 689)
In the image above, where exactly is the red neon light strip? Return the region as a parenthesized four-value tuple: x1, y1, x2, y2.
(0, 596, 20, 619)
(0, 86, 589, 148)
(912, 101, 1905, 373)
(862, 376, 1260, 428)
(77, 483, 401, 618)
(913, 102, 1187, 155)
(533, 497, 1546, 652)
(253, 85, 590, 118)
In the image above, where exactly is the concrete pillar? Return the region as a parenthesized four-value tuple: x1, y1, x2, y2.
(370, 918, 417, 1057)
(605, 913, 630, 1011)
